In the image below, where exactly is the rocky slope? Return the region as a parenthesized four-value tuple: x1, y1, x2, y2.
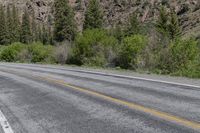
(0, 0, 199, 37)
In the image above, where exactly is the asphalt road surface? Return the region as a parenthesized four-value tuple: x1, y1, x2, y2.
(0, 63, 200, 133)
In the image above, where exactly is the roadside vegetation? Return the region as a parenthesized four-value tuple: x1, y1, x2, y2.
(0, 0, 199, 78)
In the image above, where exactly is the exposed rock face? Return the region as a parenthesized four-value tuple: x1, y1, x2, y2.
(0, 0, 54, 23)
(0, 0, 199, 36)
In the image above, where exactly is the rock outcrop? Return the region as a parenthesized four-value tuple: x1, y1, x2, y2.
(0, 0, 199, 36)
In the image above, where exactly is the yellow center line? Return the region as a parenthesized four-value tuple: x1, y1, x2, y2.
(40, 76, 200, 131)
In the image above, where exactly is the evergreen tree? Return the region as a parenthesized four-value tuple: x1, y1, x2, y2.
(31, 12, 37, 42)
(156, 7, 181, 41)
(0, 5, 8, 45)
(20, 9, 32, 44)
(47, 15, 53, 45)
(83, 0, 103, 29)
(54, 0, 77, 42)
(37, 25, 42, 42)
(125, 13, 141, 36)
(168, 9, 181, 40)
(155, 6, 169, 37)
(42, 24, 48, 45)
(12, 5, 20, 42)
(6, 6, 12, 44)
(48, 26, 53, 45)
(112, 25, 124, 42)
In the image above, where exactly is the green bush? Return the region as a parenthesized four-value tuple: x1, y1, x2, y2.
(117, 34, 147, 69)
(0, 42, 25, 62)
(175, 62, 200, 78)
(82, 54, 106, 67)
(27, 42, 54, 63)
(0, 45, 5, 54)
(73, 29, 118, 66)
(157, 38, 199, 77)
(0, 42, 54, 63)
(174, 39, 200, 78)
(170, 38, 198, 71)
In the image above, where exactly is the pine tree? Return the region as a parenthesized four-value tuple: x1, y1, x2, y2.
(112, 25, 124, 42)
(155, 6, 169, 37)
(37, 24, 42, 42)
(48, 26, 53, 45)
(20, 9, 32, 44)
(42, 24, 48, 45)
(156, 7, 181, 41)
(125, 13, 141, 36)
(6, 6, 12, 44)
(12, 5, 20, 42)
(54, 0, 77, 42)
(0, 5, 8, 45)
(168, 9, 181, 40)
(83, 0, 103, 29)
(47, 15, 53, 45)
(31, 12, 37, 42)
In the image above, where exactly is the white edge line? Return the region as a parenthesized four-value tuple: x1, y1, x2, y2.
(65, 69, 200, 89)
(0, 110, 14, 133)
(2, 63, 200, 89)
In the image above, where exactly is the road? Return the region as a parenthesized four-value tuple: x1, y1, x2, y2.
(0, 63, 200, 133)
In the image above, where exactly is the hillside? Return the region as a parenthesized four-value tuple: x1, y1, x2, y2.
(0, 0, 199, 37)
(0, 0, 199, 78)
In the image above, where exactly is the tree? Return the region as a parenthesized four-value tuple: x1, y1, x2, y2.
(155, 6, 169, 37)
(47, 15, 53, 45)
(11, 5, 20, 42)
(83, 0, 103, 29)
(156, 7, 182, 42)
(168, 9, 181, 40)
(6, 6, 12, 44)
(54, 0, 77, 42)
(36, 24, 42, 42)
(31, 12, 37, 42)
(20, 9, 32, 44)
(41, 24, 48, 45)
(111, 25, 124, 42)
(125, 13, 141, 36)
(155, 6, 171, 47)
(48, 26, 53, 45)
(0, 5, 8, 45)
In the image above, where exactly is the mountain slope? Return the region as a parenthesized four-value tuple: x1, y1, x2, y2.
(0, 0, 199, 37)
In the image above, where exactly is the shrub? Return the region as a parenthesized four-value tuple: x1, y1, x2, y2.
(53, 43, 71, 64)
(175, 61, 200, 78)
(157, 38, 199, 75)
(0, 45, 5, 54)
(0, 42, 25, 62)
(82, 54, 106, 67)
(109, 25, 124, 42)
(17, 48, 31, 62)
(117, 34, 147, 69)
(0, 42, 55, 63)
(73, 29, 118, 66)
(27, 42, 54, 63)
(170, 38, 198, 72)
